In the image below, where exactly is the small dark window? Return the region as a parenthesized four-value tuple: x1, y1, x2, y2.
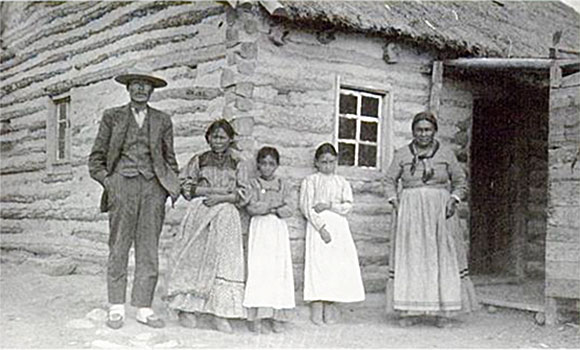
(50, 97, 71, 164)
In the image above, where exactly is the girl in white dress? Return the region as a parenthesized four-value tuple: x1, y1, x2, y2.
(243, 147, 295, 333)
(299, 143, 365, 325)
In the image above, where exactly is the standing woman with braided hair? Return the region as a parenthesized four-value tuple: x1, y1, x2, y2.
(384, 111, 479, 328)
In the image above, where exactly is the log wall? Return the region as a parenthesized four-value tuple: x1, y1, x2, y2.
(1, 3, 475, 295)
(1, 1, 228, 269)
(219, 8, 473, 293)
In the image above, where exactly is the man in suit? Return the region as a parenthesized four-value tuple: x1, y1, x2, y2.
(88, 69, 180, 329)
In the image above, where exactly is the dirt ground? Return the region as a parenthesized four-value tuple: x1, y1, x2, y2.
(1, 258, 579, 349)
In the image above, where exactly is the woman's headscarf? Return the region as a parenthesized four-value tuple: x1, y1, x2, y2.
(411, 111, 438, 132)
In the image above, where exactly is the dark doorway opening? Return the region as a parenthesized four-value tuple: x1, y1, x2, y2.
(470, 86, 549, 278)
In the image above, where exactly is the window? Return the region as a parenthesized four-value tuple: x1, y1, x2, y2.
(56, 99, 69, 161)
(47, 96, 71, 165)
(336, 88, 383, 168)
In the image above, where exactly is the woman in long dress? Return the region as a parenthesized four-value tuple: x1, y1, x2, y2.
(165, 119, 248, 333)
(300, 143, 365, 325)
(243, 146, 295, 333)
(385, 111, 479, 327)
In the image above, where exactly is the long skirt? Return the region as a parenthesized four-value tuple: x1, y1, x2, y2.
(304, 210, 365, 303)
(243, 214, 295, 320)
(165, 198, 246, 319)
(385, 187, 479, 315)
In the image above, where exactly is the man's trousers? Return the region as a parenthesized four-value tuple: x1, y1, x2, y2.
(106, 172, 167, 307)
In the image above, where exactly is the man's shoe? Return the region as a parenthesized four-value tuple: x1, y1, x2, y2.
(177, 311, 197, 329)
(106, 313, 124, 330)
(137, 314, 165, 328)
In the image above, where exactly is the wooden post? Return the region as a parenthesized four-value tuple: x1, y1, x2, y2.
(550, 62, 562, 89)
(429, 61, 443, 115)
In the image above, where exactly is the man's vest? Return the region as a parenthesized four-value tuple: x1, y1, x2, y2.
(115, 113, 155, 179)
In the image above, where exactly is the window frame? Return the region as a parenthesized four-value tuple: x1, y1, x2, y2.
(333, 75, 394, 175)
(46, 94, 72, 169)
(335, 88, 383, 168)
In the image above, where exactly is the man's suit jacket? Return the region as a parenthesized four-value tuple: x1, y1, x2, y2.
(88, 104, 180, 212)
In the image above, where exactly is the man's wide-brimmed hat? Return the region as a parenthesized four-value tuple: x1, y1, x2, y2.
(114, 67, 167, 88)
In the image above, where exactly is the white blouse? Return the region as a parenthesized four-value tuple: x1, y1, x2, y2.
(299, 172, 353, 231)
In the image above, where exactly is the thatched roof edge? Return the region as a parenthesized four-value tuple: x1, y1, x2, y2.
(273, 1, 580, 58)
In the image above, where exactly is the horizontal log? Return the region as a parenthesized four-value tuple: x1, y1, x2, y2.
(478, 297, 544, 313)
(549, 181, 580, 206)
(0, 202, 103, 222)
(74, 31, 202, 72)
(261, 41, 431, 90)
(0, 159, 46, 176)
(547, 224, 580, 243)
(560, 71, 580, 88)
(1, 2, 99, 46)
(548, 166, 580, 183)
(0, 189, 71, 204)
(1, 41, 226, 109)
(545, 278, 580, 298)
(550, 87, 580, 110)
(1, 2, 131, 72)
(351, 200, 392, 216)
(361, 271, 388, 293)
(252, 125, 329, 149)
(0, 232, 108, 264)
(545, 260, 580, 280)
(2, 3, 224, 80)
(0, 105, 46, 122)
(253, 102, 335, 134)
(546, 206, 580, 229)
(545, 241, 580, 262)
(549, 105, 580, 128)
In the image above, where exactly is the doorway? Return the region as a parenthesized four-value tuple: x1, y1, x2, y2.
(469, 87, 549, 278)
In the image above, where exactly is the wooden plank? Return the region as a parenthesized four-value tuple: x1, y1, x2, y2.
(546, 278, 580, 298)
(478, 297, 544, 313)
(429, 61, 443, 115)
(548, 163, 580, 182)
(546, 241, 580, 262)
(549, 105, 580, 126)
(547, 225, 580, 243)
(549, 181, 580, 207)
(561, 71, 580, 88)
(550, 86, 580, 109)
(545, 261, 580, 280)
(546, 206, 580, 229)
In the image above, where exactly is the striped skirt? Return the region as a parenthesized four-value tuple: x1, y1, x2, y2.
(385, 187, 479, 315)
